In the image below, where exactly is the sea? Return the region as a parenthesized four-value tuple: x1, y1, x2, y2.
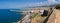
(0, 9, 23, 23)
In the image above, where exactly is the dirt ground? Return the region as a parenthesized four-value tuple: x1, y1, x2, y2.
(47, 9, 60, 23)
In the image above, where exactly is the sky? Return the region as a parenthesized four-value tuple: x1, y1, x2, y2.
(0, 0, 60, 9)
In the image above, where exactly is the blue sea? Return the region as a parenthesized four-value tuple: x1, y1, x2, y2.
(0, 9, 23, 23)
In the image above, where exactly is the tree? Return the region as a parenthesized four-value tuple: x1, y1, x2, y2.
(55, 4, 60, 9)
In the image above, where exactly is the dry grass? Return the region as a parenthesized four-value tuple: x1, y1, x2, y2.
(31, 13, 47, 23)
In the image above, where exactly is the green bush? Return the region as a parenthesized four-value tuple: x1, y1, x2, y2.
(55, 4, 60, 9)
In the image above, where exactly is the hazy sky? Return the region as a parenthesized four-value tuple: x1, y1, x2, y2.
(0, 0, 60, 9)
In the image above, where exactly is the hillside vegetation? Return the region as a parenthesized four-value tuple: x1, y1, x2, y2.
(31, 13, 48, 23)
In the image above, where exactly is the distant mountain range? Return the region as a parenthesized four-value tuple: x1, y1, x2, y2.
(24, 4, 58, 8)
